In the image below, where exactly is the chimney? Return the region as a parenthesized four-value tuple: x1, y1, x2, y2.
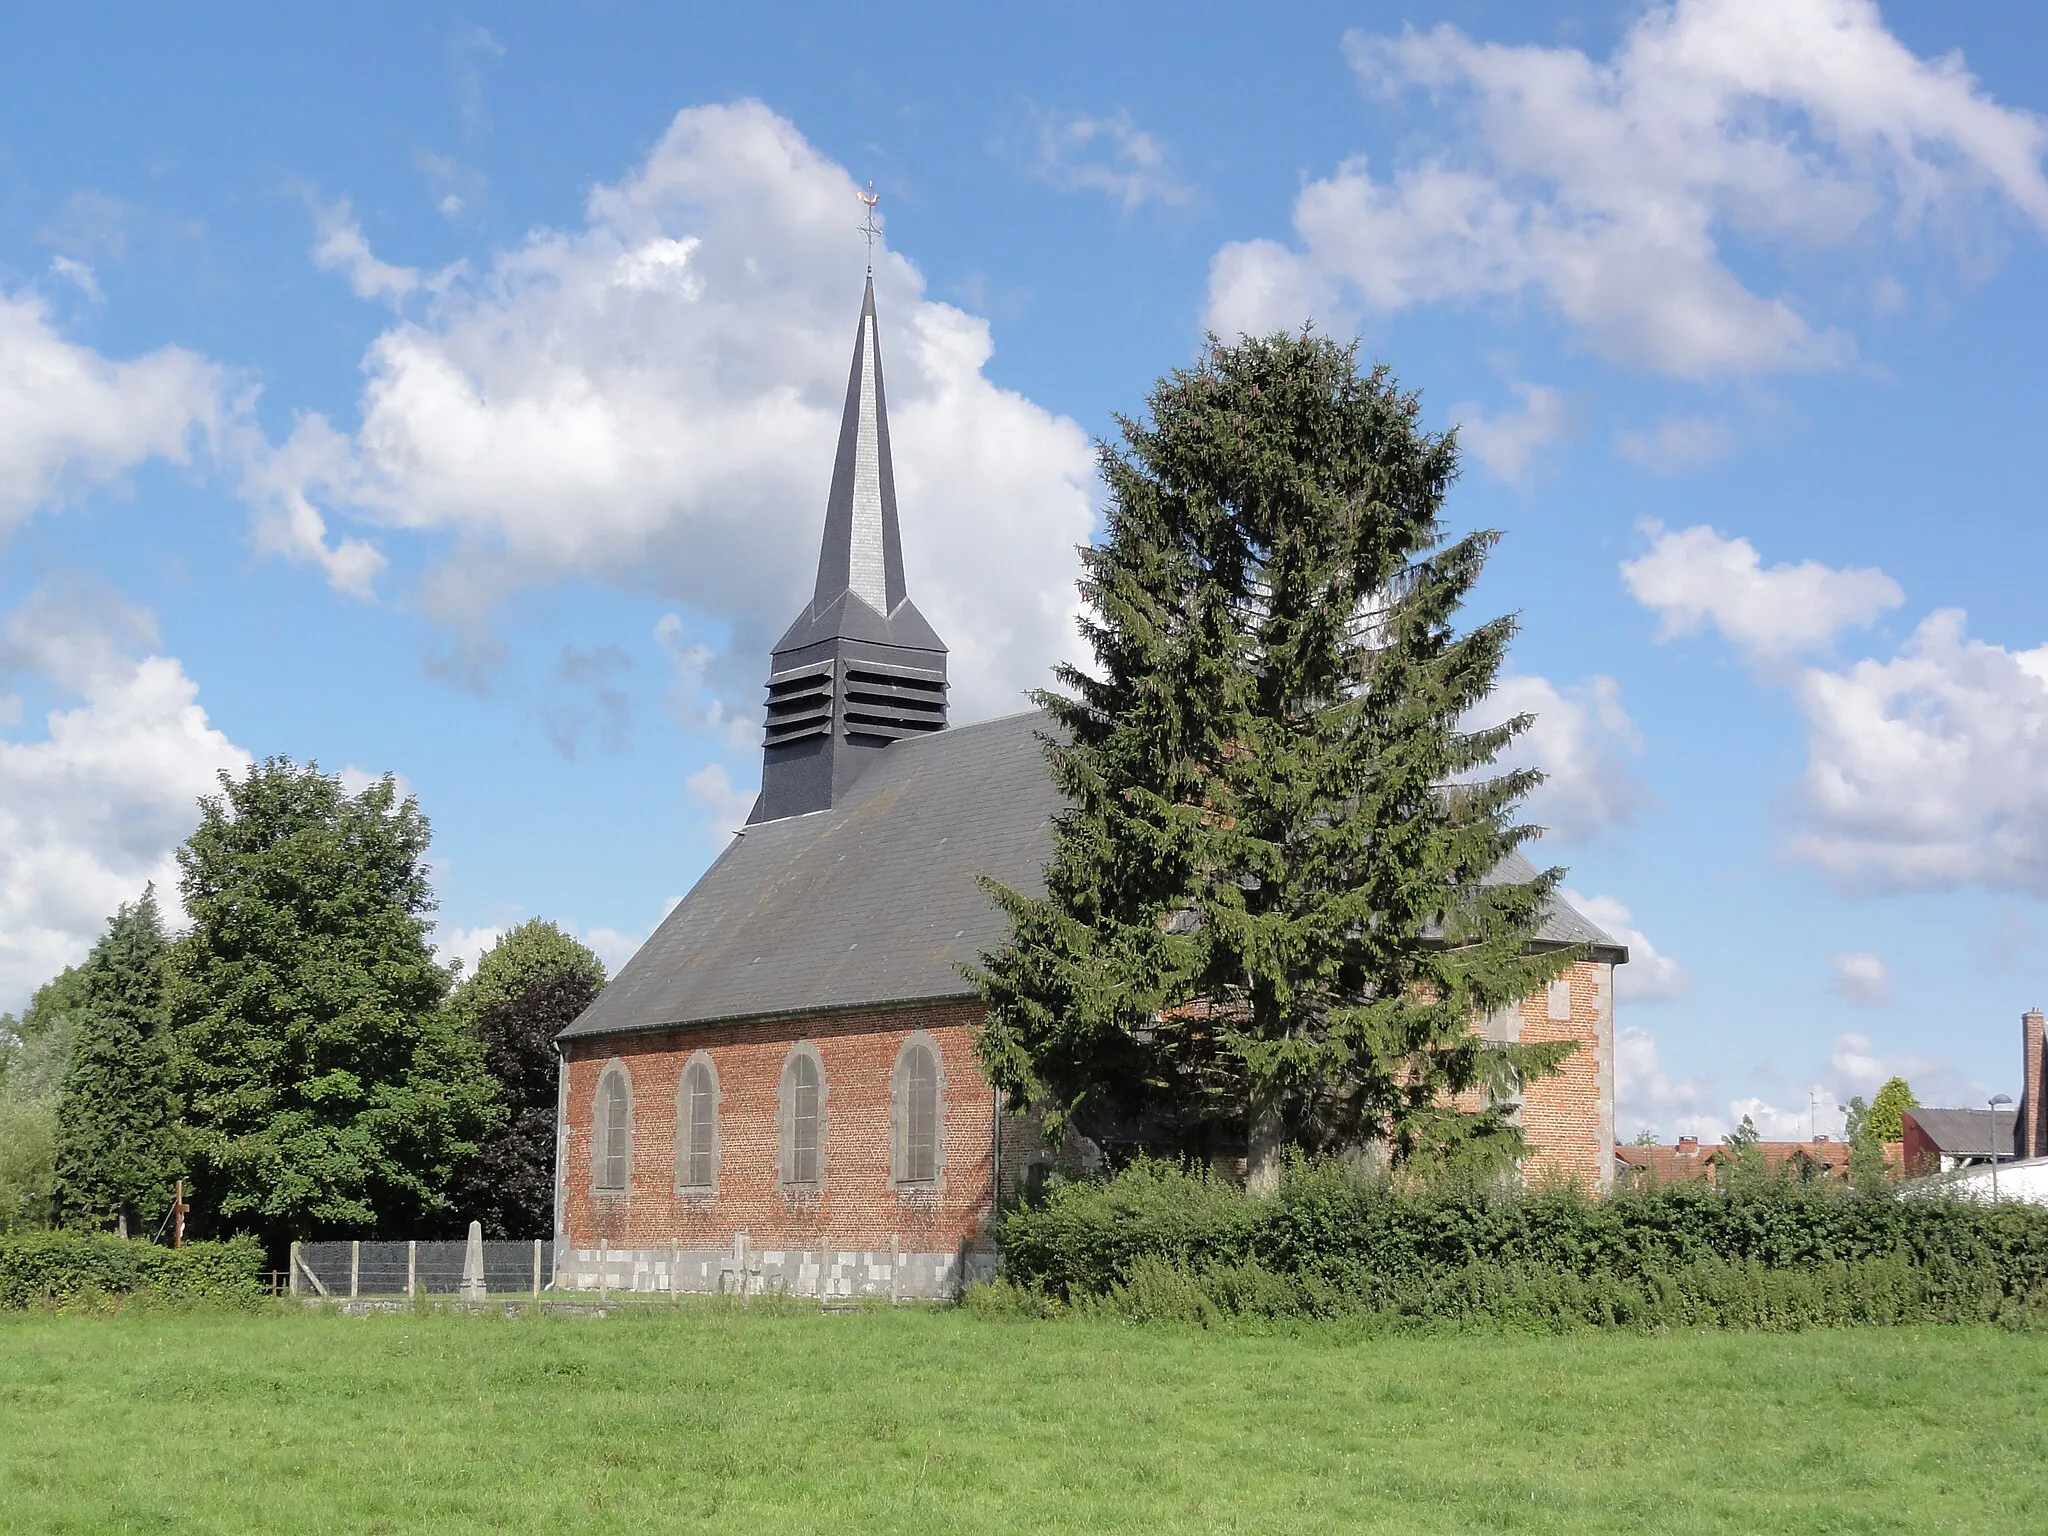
(1676, 1136, 1699, 1155)
(2022, 1007, 2046, 1160)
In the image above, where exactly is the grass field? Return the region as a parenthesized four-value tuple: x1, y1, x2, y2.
(2, 1306, 2044, 1533)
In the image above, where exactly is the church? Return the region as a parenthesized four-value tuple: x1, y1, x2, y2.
(550, 277, 1628, 1298)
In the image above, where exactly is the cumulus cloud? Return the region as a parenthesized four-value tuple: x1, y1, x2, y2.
(1452, 381, 1571, 487)
(1023, 106, 1195, 212)
(0, 289, 225, 536)
(685, 761, 757, 842)
(1614, 1025, 1717, 1140)
(262, 102, 1098, 721)
(1621, 522, 1903, 659)
(1568, 891, 1690, 1003)
(0, 580, 250, 1010)
(1624, 524, 2048, 892)
(1474, 672, 1649, 843)
(1793, 609, 2048, 893)
(1828, 951, 1893, 1006)
(1207, 0, 2048, 375)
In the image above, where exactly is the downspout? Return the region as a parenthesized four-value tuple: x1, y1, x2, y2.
(551, 1040, 569, 1290)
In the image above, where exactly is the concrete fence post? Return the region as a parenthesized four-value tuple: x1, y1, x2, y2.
(349, 1240, 360, 1300)
(599, 1240, 609, 1303)
(408, 1240, 418, 1301)
(290, 1240, 301, 1298)
(889, 1234, 900, 1304)
(669, 1238, 679, 1303)
(533, 1238, 543, 1302)
(459, 1220, 487, 1306)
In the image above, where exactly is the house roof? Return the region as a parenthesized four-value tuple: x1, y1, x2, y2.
(1614, 1140, 1855, 1184)
(1904, 1106, 2018, 1158)
(561, 708, 1628, 1042)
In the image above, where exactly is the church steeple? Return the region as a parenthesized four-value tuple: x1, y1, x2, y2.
(750, 272, 948, 825)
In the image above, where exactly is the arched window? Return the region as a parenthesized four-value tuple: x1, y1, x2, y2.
(593, 1063, 633, 1195)
(677, 1054, 719, 1192)
(893, 1035, 943, 1185)
(779, 1044, 825, 1187)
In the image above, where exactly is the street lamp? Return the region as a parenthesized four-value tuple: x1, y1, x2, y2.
(1990, 1094, 2013, 1202)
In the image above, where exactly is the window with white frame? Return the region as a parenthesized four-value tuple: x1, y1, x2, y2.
(677, 1054, 719, 1192)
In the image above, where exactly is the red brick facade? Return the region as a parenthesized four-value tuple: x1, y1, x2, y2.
(558, 1000, 997, 1267)
(556, 957, 1618, 1286)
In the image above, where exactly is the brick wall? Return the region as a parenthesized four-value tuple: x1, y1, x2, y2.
(558, 999, 995, 1264)
(558, 960, 1618, 1264)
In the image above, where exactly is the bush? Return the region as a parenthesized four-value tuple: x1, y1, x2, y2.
(995, 1159, 2048, 1332)
(0, 1230, 264, 1308)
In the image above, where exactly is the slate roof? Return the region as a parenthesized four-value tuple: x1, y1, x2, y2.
(1906, 1106, 2018, 1159)
(562, 709, 1627, 1042)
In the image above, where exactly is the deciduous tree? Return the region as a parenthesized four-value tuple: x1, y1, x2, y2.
(170, 760, 499, 1249)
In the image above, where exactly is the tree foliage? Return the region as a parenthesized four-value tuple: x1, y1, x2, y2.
(1868, 1078, 1918, 1144)
(972, 333, 1576, 1187)
(169, 760, 499, 1247)
(0, 968, 90, 1234)
(447, 921, 606, 1238)
(53, 890, 181, 1234)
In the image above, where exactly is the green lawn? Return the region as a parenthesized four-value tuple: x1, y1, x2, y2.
(1, 1306, 2042, 1533)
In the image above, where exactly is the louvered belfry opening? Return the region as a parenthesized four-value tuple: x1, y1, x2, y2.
(750, 274, 949, 824)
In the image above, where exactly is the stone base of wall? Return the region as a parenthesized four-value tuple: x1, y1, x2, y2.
(555, 1244, 994, 1301)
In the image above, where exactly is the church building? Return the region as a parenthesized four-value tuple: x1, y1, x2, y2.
(551, 277, 1628, 1298)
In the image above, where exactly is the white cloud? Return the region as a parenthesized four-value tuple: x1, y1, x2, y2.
(1621, 522, 1902, 659)
(1208, 0, 2048, 375)
(236, 412, 388, 598)
(47, 256, 103, 303)
(685, 761, 756, 841)
(0, 580, 250, 1011)
(1614, 1025, 1717, 1140)
(1827, 950, 1893, 1006)
(1025, 107, 1195, 212)
(263, 102, 1098, 721)
(433, 923, 504, 976)
(1792, 609, 2048, 893)
(309, 195, 420, 303)
(0, 288, 224, 535)
(1452, 382, 1570, 487)
(338, 764, 415, 800)
(1569, 891, 1690, 1003)
(1475, 672, 1648, 843)
(1613, 414, 1734, 474)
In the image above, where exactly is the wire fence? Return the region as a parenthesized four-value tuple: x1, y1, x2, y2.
(292, 1240, 553, 1299)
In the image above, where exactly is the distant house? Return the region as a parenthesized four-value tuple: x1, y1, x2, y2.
(1613, 1135, 1862, 1189)
(1901, 1107, 2017, 1177)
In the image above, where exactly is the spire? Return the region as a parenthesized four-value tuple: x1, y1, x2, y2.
(811, 275, 908, 619)
(750, 268, 948, 825)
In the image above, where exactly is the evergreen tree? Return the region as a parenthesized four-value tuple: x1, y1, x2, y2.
(53, 890, 181, 1234)
(973, 333, 1577, 1191)
(1868, 1077, 1917, 1143)
(170, 760, 500, 1249)
(446, 921, 605, 1238)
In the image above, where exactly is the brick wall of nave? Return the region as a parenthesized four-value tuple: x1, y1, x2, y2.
(558, 1000, 996, 1260)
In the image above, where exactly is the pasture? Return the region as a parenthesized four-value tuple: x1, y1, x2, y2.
(1, 1305, 2042, 1532)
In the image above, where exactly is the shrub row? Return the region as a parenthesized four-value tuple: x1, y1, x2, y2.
(0, 1231, 265, 1308)
(992, 1160, 2048, 1328)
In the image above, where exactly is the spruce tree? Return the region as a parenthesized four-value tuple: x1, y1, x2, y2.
(169, 761, 500, 1249)
(53, 890, 181, 1235)
(973, 333, 1577, 1190)
(446, 921, 605, 1237)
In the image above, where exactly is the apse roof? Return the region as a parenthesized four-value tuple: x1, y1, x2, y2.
(561, 709, 1627, 1042)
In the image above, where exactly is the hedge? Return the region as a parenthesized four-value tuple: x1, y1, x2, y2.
(0, 1231, 265, 1308)
(990, 1160, 2048, 1330)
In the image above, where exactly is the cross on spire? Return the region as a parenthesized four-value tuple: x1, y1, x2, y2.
(857, 182, 881, 273)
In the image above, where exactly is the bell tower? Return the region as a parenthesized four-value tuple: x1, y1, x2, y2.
(749, 274, 948, 823)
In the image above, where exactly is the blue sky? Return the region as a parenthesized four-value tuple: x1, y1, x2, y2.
(4, 0, 2046, 1141)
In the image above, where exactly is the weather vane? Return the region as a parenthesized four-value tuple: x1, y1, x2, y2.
(857, 182, 881, 272)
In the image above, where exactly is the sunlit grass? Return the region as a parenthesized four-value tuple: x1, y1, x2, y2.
(1, 1304, 2042, 1533)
